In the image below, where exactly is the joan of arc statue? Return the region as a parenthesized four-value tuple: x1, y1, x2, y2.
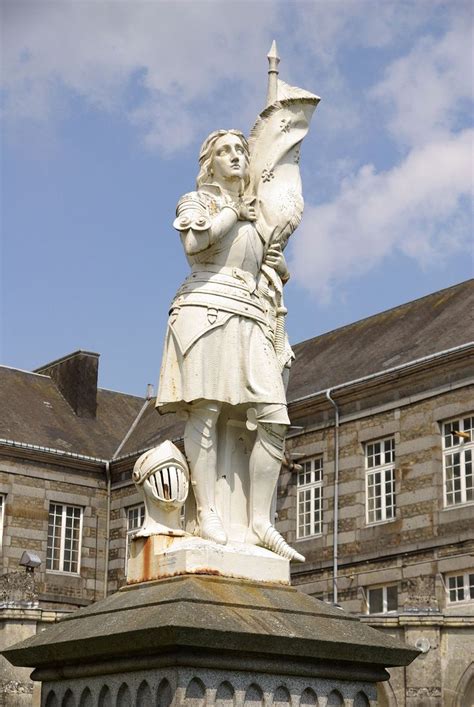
(156, 45, 319, 562)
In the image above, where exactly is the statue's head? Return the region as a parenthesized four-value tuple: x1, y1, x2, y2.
(197, 129, 250, 194)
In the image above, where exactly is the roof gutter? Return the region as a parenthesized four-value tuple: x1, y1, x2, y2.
(0, 438, 107, 465)
(289, 342, 473, 406)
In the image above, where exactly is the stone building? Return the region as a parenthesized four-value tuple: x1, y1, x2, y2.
(1, 280, 473, 705)
(280, 280, 474, 707)
(0, 351, 146, 705)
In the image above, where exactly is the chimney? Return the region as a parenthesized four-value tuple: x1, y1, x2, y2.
(35, 350, 99, 419)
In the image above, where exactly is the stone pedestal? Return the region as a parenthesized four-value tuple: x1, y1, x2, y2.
(128, 535, 290, 585)
(2, 574, 419, 706)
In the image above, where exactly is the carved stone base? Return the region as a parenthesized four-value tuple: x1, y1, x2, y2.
(35, 665, 377, 706)
(3, 575, 419, 707)
(128, 534, 290, 585)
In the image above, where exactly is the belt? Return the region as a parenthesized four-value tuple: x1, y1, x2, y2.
(171, 269, 268, 325)
(189, 265, 257, 293)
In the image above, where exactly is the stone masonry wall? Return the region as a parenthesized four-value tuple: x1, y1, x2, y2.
(282, 385, 473, 579)
(0, 456, 107, 608)
(279, 383, 474, 705)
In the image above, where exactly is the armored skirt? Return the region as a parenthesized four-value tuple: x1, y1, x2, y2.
(157, 305, 287, 413)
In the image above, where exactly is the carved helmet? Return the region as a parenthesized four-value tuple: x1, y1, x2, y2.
(133, 440, 189, 509)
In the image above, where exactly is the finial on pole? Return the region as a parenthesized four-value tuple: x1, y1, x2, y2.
(266, 39, 280, 107)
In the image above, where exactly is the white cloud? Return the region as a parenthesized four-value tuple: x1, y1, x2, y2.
(1, 0, 450, 151)
(2, 1, 472, 300)
(282, 1, 450, 151)
(293, 0, 441, 62)
(291, 130, 473, 301)
(291, 13, 473, 300)
(1, 0, 278, 149)
(371, 14, 473, 147)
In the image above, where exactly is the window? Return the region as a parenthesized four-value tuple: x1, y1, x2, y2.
(446, 571, 474, 604)
(126, 503, 145, 566)
(46, 503, 83, 573)
(443, 416, 473, 507)
(0, 494, 5, 550)
(367, 585, 398, 614)
(297, 457, 323, 538)
(365, 437, 396, 524)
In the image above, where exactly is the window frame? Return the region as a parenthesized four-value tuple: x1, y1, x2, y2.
(445, 571, 474, 605)
(366, 584, 398, 615)
(442, 415, 473, 509)
(296, 456, 323, 539)
(365, 436, 396, 525)
(46, 502, 83, 575)
(125, 503, 145, 570)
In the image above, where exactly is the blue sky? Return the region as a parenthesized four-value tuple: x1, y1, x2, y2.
(1, 0, 473, 396)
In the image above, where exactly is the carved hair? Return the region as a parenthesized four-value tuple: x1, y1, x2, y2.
(196, 129, 251, 194)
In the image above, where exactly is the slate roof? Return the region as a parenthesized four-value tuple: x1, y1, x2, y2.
(0, 366, 144, 459)
(287, 279, 474, 402)
(1, 281, 472, 460)
(118, 402, 183, 458)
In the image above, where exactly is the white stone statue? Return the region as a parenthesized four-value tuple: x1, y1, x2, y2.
(135, 44, 319, 576)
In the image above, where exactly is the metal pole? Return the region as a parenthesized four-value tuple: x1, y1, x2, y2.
(326, 389, 340, 605)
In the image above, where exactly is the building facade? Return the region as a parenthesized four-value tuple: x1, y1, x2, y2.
(280, 281, 474, 707)
(1, 281, 473, 705)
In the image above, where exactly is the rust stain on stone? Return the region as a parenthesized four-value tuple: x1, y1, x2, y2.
(143, 537, 151, 580)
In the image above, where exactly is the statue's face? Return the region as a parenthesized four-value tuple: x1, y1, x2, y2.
(211, 133, 247, 183)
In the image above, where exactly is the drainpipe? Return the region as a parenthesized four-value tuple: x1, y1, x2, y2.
(326, 389, 340, 605)
(103, 460, 111, 598)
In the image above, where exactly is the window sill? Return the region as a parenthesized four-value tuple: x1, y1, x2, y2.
(295, 533, 323, 542)
(365, 517, 398, 528)
(442, 501, 474, 511)
(45, 570, 81, 577)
